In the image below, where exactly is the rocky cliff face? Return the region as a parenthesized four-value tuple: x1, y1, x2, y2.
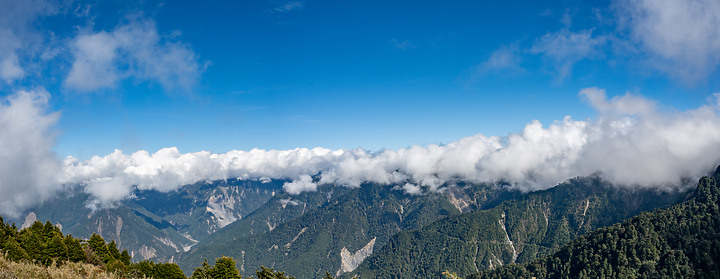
(337, 237, 376, 276)
(133, 179, 283, 241)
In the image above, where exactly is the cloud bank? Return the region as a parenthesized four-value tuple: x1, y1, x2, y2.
(54, 88, 720, 208)
(1, 87, 719, 215)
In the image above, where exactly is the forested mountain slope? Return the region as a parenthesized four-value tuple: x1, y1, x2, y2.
(178, 181, 526, 278)
(351, 175, 689, 278)
(470, 166, 720, 279)
(204, 185, 353, 246)
(12, 179, 283, 262)
(179, 183, 466, 278)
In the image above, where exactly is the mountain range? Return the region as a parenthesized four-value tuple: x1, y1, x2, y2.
(7, 170, 707, 278)
(10, 179, 283, 262)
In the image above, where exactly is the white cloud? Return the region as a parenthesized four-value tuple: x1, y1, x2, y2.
(283, 175, 317, 195)
(65, 31, 121, 91)
(0, 88, 61, 217)
(65, 19, 202, 93)
(615, 0, 720, 82)
(56, 88, 720, 208)
(400, 183, 423, 195)
(84, 177, 134, 211)
(531, 29, 606, 81)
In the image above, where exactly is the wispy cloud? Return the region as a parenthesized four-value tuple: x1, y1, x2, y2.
(0, 0, 58, 83)
(391, 38, 416, 50)
(530, 29, 606, 82)
(473, 45, 524, 77)
(615, 0, 720, 83)
(268, 1, 304, 14)
(288, 114, 320, 123)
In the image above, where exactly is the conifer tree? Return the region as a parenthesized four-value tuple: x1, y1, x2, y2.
(154, 262, 188, 279)
(256, 265, 294, 279)
(191, 258, 213, 279)
(211, 256, 242, 279)
(87, 233, 109, 263)
(107, 239, 121, 260)
(64, 235, 85, 262)
(45, 234, 67, 261)
(120, 249, 131, 265)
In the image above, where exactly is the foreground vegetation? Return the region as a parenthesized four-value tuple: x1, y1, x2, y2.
(0, 252, 119, 279)
(0, 215, 313, 278)
(0, 215, 188, 278)
(0, 251, 307, 279)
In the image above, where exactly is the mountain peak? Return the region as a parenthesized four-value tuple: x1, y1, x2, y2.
(693, 165, 720, 204)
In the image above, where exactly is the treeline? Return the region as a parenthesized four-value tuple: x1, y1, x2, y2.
(0, 217, 185, 278)
(469, 167, 720, 278)
(188, 256, 326, 279)
(0, 215, 328, 278)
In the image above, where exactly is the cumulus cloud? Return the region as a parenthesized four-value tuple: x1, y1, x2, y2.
(531, 29, 606, 81)
(56, 87, 720, 205)
(615, 0, 720, 82)
(65, 19, 202, 93)
(0, 88, 61, 217)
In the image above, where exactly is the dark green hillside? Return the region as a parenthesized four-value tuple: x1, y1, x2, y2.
(470, 166, 720, 279)
(178, 183, 463, 278)
(351, 175, 688, 278)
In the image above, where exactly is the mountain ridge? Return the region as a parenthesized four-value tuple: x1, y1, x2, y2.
(350, 174, 689, 278)
(468, 166, 720, 278)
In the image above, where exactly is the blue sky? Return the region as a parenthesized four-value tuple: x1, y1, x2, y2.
(2, 0, 719, 159)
